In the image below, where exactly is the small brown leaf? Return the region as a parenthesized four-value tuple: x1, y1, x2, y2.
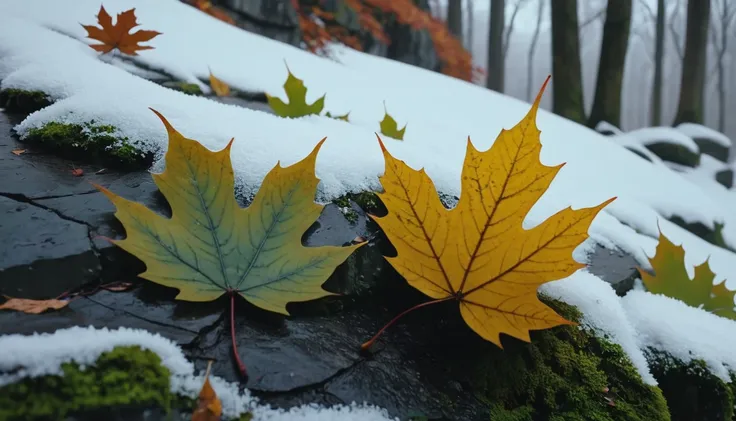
(0, 297, 69, 314)
(71, 168, 84, 177)
(192, 361, 222, 421)
(11, 149, 26, 156)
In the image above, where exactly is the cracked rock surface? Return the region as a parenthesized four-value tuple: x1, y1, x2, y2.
(0, 108, 644, 421)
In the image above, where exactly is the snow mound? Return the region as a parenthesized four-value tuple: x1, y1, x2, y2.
(623, 127, 699, 153)
(676, 123, 733, 147)
(594, 121, 624, 135)
(621, 290, 736, 382)
(542, 272, 656, 385)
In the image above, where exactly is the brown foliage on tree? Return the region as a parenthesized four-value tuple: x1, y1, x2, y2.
(292, 0, 481, 82)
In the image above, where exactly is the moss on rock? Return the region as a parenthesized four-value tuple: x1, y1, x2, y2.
(23, 121, 154, 170)
(0, 346, 174, 421)
(0, 88, 52, 113)
(469, 299, 670, 421)
(646, 351, 735, 421)
(332, 191, 384, 224)
(163, 81, 204, 96)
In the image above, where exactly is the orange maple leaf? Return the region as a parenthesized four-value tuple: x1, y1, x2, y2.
(81, 5, 162, 56)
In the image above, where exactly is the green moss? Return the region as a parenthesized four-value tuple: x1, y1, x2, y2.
(469, 298, 670, 421)
(646, 351, 734, 421)
(164, 81, 204, 96)
(23, 121, 154, 170)
(0, 346, 173, 421)
(0, 88, 52, 113)
(332, 191, 384, 223)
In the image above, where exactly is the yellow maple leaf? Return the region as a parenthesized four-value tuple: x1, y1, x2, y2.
(208, 68, 230, 97)
(363, 76, 616, 349)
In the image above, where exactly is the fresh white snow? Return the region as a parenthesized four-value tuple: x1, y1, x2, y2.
(622, 126, 700, 154)
(594, 121, 624, 136)
(622, 290, 736, 382)
(677, 122, 733, 148)
(2, 0, 736, 416)
(0, 326, 398, 421)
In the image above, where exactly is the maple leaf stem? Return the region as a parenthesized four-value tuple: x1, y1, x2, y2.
(360, 296, 454, 351)
(229, 291, 248, 380)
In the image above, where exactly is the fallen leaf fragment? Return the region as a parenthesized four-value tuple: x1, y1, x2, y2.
(325, 111, 350, 122)
(379, 104, 406, 140)
(11, 149, 26, 156)
(266, 65, 325, 118)
(71, 168, 84, 177)
(208, 69, 230, 97)
(363, 76, 616, 349)
(94, 109, 361, 379)
(81, 5, 162, 56)
(0, 296, 69, 314)
(192, 361, 222, 421)
(638, 226, 736, 320)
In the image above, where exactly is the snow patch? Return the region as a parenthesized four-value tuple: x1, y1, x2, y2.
(623, 127, 700, 154)
(676, 122, 733, 148)
(0, 326, 398, 421)
(621, 290, 736, 382)
(542, 273, 657, 385)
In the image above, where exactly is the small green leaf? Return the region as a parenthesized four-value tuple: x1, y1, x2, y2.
(266, 65, 325, 118)
(325, 111, 350, 122)
(638, 226, 736, 320)
(379, 103, 406, 140)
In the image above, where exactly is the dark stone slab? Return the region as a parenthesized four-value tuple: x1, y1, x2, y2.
(0, 287, 221, 346)
(0, 195, 99, 299)
(584, 242, 640, 296)
(645, 142, 700, 167)
(715, 168, 733, 189)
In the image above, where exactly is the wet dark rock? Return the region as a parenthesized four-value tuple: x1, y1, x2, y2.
(213, 0, 301, 46)
(210, 95, 274, 114)
(715, 168, 733, 189)
(584, 242, 640, 296)
(692, 137, 730, 163)
(0, 195, 99, 299)
(644, 142, 700, 167)
(0, 287, 221, 346)
(667, 216, 731, 252)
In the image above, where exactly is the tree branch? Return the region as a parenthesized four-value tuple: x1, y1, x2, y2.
(580, 6, 606, 29)
(503, 0, 530, 59)
(668, 0, 684, 60)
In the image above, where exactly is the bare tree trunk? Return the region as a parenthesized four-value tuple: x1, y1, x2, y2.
(447, 0, 463, 39)
(550, 0, 586, 124)
(714, 0, 736, 133)
(527, 0, 545, 101)
(588, 0, 633, 128)
(673, 0, 711, 125)
(486, 0, 505, 91)
(651, 0, 665, 126)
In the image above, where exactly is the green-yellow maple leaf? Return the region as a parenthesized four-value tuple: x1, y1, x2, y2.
(379, 104, 406, 140)
(325, 111, 350, 122)
(266, 67, 325, 118)
(638, 227, 736, 320)
(93, 109, 362, 379)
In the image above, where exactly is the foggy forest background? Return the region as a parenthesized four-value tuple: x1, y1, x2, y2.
(431, 0, 736, 161)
